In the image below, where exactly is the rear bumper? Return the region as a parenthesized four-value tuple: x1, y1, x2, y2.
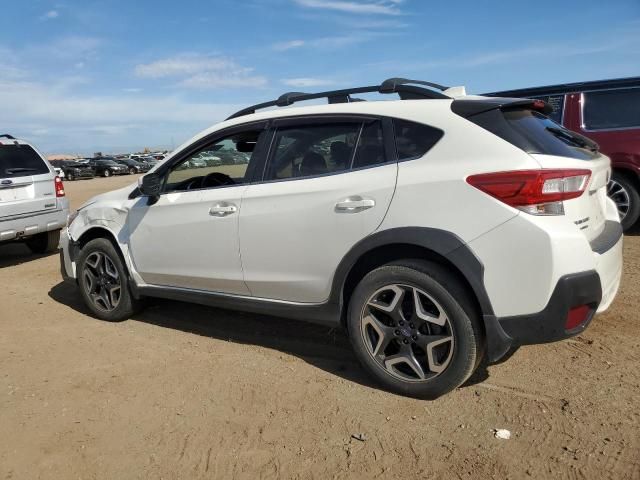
(485, 226, 623, 362)
(0, 202, 68, 243)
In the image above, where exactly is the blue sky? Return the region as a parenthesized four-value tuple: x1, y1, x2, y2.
(1, 0, 638, 154)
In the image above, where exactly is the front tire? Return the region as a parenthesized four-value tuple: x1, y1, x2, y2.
(26, 229, 60, 254)
(608, 172, 640, 231)
(347, 260, 482, 399)
(76, 238, 140, 321)
(128, 167, 136, 175)
(66, 171, 75, 181)
(103, 169, 111, 178)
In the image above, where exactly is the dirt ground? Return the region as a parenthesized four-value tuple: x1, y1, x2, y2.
(1, 175, 639, 479)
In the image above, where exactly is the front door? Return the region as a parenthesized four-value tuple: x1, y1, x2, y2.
(127, 123, 268, 294)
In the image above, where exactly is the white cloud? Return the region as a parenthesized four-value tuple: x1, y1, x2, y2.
(272, 33, 379, 51)
(180, 72, 267, 89)
(292, 0, 403, 15)
(282, 77, 336, 87)
(272, 40, 306, 51)
(134, 54, 267, 89)
(0, 76, 242, 153)
(41, 10, 59, 20)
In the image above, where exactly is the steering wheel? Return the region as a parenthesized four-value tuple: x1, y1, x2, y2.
(201, 172, 235, 188)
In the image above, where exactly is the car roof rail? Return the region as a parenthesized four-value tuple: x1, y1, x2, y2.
(226, 78, 452, 120)
(0, 134, 16, 139)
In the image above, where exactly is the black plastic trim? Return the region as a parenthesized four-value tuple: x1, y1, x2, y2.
(589, 220, 623, 255)
(327, 227, 494, 316)
(132, 284, 341, 327)
(487, 270, 602, 362)
(130, 227, 494, 330)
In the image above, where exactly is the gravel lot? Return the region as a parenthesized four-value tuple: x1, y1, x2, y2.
(1, 175, 639, 479)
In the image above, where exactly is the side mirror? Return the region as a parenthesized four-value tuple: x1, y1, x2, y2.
(138, 173, 162, 197)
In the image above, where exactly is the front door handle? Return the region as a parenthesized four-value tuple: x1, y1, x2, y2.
(335, 196, 376, 213)
(209, 202, 238, 217)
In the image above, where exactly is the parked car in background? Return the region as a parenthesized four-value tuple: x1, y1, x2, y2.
(87, 158, 128, 177)
(51, 165, 65, 179)
(1, 134, 69, 253)
(60, 78, 623, 399)
(486, 76, 640, 231)
(115, 158, 151, 174)
(49, 160, 96, 181)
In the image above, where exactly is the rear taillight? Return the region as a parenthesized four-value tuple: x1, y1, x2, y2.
(54, 176, 65, 197)
(466, 169, 591, 216)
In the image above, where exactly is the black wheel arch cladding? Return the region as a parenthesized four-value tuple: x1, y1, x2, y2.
(331, 227, 494, 317)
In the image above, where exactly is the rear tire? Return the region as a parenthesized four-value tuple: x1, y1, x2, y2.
(26, 229, 60, 254)
(66, 171, 75, 181)
(347, 260, 483, 399)
(128, 167, 136, 175)
(608, 172, 640, 231)
(103, 169, 111, 177)
(76, 238, 141, 321)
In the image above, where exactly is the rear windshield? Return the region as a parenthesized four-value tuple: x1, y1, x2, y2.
(583, 87, 640, 130)
(0, 144, 50, 178)
(467, 108, 599, 160)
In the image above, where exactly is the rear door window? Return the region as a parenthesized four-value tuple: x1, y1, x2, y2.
(583, 87, 640, 130)
(0, 145, 50, 178)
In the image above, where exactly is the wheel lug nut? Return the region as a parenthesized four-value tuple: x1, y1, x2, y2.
(394, 330, 400, 336)
(410, 323, 415, 329)
(399, 321, 405, 326)
(403, 339, 409, 344)
(412, 335, 417, 340)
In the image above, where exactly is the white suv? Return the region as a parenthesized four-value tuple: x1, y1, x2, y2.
(60, 79, 623, 398)
(1, 134, 69, 253)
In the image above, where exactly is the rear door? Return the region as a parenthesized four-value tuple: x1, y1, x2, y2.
(239, 116, 397, 303)
(0, 142, 57, 219)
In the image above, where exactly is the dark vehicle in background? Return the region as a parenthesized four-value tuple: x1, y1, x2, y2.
(115, 158, 151, 174)
(87, 158, 128, 177)
(486, 76, 640, 231)
(49, 160, 96, 181)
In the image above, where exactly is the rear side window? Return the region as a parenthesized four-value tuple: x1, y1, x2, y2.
(393, 119, 444, 161)
(467, 108, 599, 160)
(0, 144, 50, 178)
(583, 87, 640, 130)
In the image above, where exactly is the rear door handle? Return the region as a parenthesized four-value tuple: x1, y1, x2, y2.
(335, 196, 376, 213)
(209, 202, 238, 217)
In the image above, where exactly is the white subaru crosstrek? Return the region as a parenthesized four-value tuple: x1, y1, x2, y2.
(60, 79, 623, 398)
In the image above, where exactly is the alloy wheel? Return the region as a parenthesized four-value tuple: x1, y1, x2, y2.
(607, 179, 630, 221)
(360, 284, 454, 382)
(82, 251, 122, 312)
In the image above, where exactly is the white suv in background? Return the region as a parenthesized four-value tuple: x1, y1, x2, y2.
(1, 134, 69, 253)
(60, 79, 623, 398)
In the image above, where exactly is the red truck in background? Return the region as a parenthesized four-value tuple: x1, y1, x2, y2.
(487, 77, 640, 231)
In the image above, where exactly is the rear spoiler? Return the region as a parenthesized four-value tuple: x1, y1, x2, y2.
(451, 97, 553, 118)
